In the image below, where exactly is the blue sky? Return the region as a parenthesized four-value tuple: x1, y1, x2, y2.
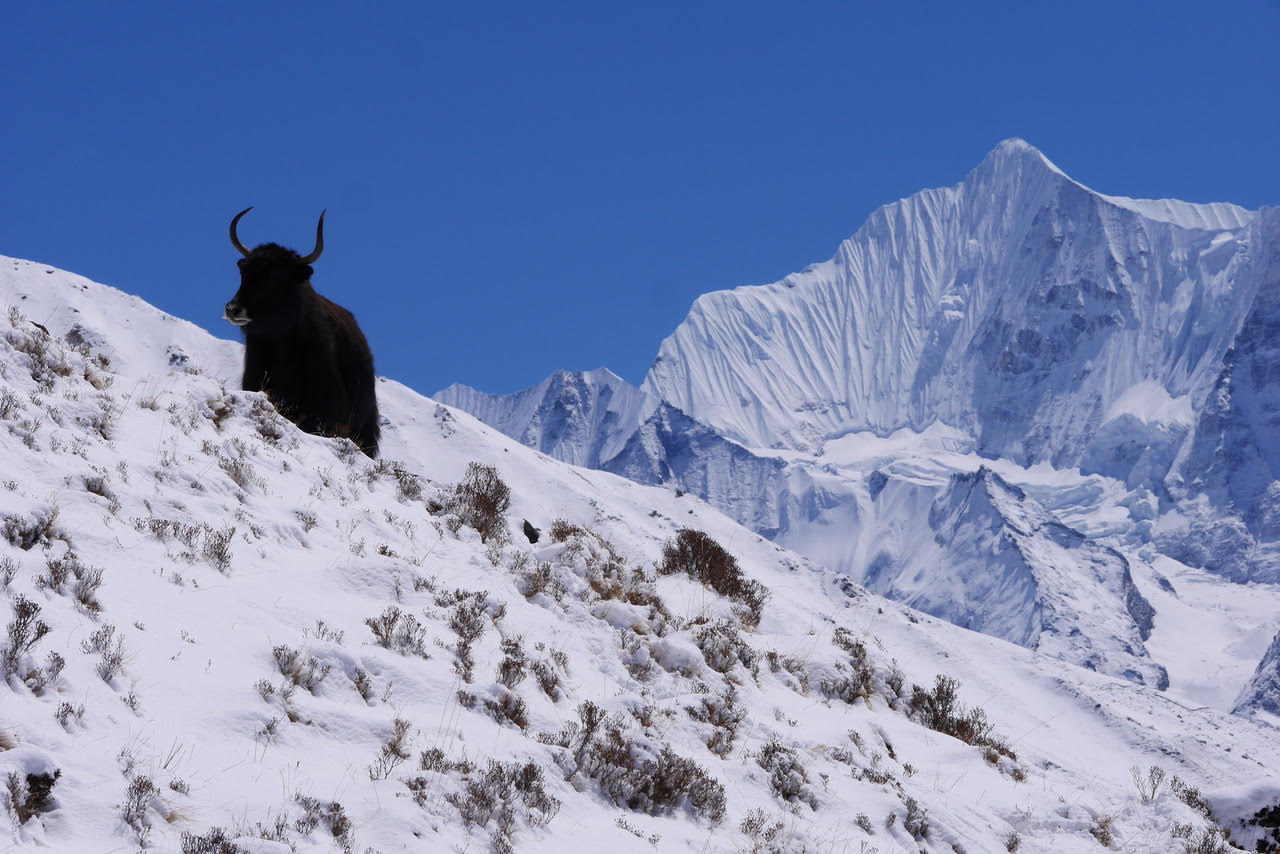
(3, 1, 1279, 396)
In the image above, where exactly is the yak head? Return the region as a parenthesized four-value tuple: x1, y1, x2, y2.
(224, 207, 325, 333)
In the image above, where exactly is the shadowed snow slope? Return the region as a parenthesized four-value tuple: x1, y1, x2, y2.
(4, 256, 1280, 852)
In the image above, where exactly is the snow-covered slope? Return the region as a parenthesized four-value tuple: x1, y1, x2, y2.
(441, 373, 1179, 689)
(643, 139, 1265, 481)
(5, 258, 1280, 853)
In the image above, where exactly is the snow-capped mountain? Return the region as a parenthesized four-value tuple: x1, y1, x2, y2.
(437, 369, 658, 470)
(6, 255, 1280, 853)
(439, 140, 1280, 729)
(644, 140, 1264, 472)
(643, 141, 1280, 576)
(636, 140, 1280, 586)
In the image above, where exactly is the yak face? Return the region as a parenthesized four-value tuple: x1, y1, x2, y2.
(224, 207, 325, 333)
(224, 245, 314, 333)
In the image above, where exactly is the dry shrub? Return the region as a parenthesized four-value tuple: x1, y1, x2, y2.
(5, 769, 60, 824)
(551, 701, 726, 823)
(2, 595, 51, 677)
(657, 529, 767, 627)
(448, 462, 511, 543)
(365, 606, 429, 657)
(756, 740, 817, 811)
(1, 508, 63, 551)
(273, 645, 331, 693)
(181, 827, 247, 854)
(436, 759, 559, 854)
(820, 626, 876, 703)
(686, 686, 746, 758)
(908, 674, 1015, 760)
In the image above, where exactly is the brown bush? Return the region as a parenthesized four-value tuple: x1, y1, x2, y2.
(449, 462, 512, 543)
(657, 529, 768, 627)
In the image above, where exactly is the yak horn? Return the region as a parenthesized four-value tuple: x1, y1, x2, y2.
(299, 210, 326, 264)
(229, 207, 254, 257)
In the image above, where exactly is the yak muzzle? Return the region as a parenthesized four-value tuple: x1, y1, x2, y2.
(223, 301, 250, 327)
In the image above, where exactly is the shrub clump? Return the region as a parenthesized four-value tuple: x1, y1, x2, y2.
(437, 759, 559, 854)
(657, 529, 768, 627)
(181, 827, 248, 854)
(448, 462, 512, 543)
(449, 599, 488, 682)
(686, 686, 746, 759)
(819, 626, 876, 704)
(756, 740, 818, 811)
(273, 645, 332, 693)
(365, 606, 430, 658)
(551, 701, 725, 823)
(693, 619, 757, 675)
(1, 508, 63, 551)
(5, 769, 60, 824)
(2, 594, 51, 678)
(909, 674, 1015, 760)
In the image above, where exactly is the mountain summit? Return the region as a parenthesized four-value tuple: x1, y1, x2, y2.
(643, 138, 1263, 477)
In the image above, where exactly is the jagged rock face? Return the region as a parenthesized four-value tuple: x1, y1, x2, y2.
(1161, 208, 1280, 582)
(601, 404, 786, 536)
(1234, 630, 1280, 720)
(643, 139, 1262, 476)
(787, 466, 1167, 688)
(436, 368, 657, 469)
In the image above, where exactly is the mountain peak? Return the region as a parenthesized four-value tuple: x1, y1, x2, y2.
(956, 138, 1073, 208)
(646, 137, 1265, 456)
(971, 139, 1253, 230)
(981, 137, 1067, 178)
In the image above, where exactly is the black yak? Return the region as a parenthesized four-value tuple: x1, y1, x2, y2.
(224, 207, 380, 457)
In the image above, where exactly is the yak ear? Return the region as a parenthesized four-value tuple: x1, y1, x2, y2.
(297, 263, 315, 282)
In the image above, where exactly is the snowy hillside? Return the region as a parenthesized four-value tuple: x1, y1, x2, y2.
(5, 257, 1280, 853)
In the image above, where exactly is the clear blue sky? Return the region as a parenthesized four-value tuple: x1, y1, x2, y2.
(4, 1, 1278, 396)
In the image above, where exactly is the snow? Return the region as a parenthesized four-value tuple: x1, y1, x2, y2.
(1104, 380, 1195, 426)
(5, 256, 1280, 852)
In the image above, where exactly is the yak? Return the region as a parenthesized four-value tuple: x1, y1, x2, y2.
(224, 207, 380, 458)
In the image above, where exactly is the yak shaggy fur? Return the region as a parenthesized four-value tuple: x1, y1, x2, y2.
(224, 212, 380, 457)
